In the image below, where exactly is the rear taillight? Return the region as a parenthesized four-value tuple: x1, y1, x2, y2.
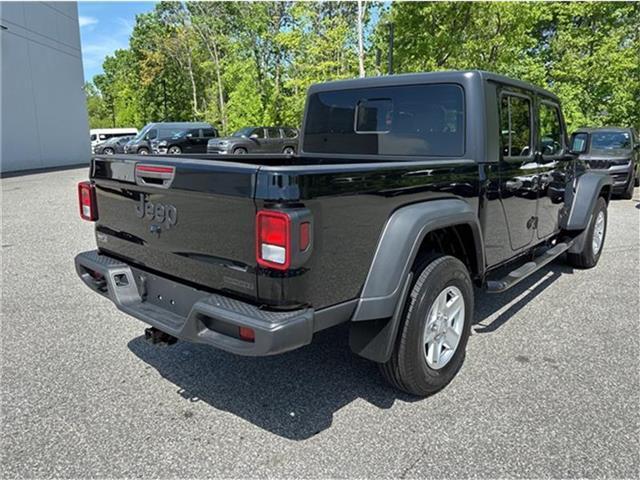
(78, 181, 97, 221)
(256, 210, 291, 270)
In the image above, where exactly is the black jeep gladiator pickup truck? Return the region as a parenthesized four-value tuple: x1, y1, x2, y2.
(76, 71, 612, 396)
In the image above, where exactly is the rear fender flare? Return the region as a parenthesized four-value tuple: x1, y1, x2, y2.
(349, 199, 484, 362)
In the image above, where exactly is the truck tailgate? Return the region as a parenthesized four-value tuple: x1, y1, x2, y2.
(91, 156, 259, 301)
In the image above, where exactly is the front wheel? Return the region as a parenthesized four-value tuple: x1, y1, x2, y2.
(168, 145, 182, 155)
(233, 147, 247, 155)
(566, 196, 607, 269)
(283, 146, 295, 155)
(137, 148, 149, 155)
(103, 147, 115, 155)
(379, 254, 474, 396)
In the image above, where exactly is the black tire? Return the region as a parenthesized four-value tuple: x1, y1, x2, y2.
(634, 175, 639, 188)
(379, 254, 474, 397)
(233, 147, 247, 155)
(168, 145, 182, 155)
(283, 146, 295, 155)
(103, 147, 115, 155)
(566, 196, 607, 269)
(138, 148, 149, 155)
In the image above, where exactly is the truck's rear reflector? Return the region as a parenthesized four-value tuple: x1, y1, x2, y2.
(300, 222, 310, 251)
(78, 181, 97, 221)
(238, 326, 255, 342)
(256, 210, 290, 270)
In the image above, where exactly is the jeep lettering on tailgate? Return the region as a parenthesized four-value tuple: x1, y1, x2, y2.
(135, 196, 177, 228)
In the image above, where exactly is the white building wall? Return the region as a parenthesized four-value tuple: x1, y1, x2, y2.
(1, 1, 90, 173)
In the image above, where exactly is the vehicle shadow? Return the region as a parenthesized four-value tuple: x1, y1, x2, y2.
(128, 259, 573, 440)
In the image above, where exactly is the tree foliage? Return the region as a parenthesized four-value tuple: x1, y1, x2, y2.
(86, 1, 639, 133)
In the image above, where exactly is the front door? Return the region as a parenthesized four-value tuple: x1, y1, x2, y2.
(535, 100, 571, 239)
(498, 90, 538, 251)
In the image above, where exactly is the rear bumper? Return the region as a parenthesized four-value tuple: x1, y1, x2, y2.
(75, 250, 314, 356)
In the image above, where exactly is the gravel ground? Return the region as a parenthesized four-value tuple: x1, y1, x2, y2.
(1, 167, 638, 478)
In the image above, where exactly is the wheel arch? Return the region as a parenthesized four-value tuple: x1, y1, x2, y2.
(349, 199, 484, 362)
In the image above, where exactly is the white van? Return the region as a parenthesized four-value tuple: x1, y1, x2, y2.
(90, 128, 138, 151)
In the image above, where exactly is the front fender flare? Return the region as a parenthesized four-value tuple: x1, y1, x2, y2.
(563, 172, 613, 231)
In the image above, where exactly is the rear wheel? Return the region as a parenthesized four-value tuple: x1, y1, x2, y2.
(137, 147, 149, 155)
(379, 254, 474, 396)
(168, 145, 182, 155)
(566, 196, 607, 269)
(283, 146, 295, 155)
(233, 147, 247, 155)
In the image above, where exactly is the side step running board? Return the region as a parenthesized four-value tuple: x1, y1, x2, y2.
(486, 242, 572, 293)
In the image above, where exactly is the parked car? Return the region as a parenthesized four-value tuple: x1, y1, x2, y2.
(123, 122, 214, 155)
(152, 126, 218, 155)
(570, 127, 640, 199)
(90, 128, 137, 152)
(76, 71, 612, 397)
(207, 127, 298, 155)
(93, 135, 134, 155)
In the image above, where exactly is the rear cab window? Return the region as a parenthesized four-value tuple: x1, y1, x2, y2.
(303, 83, 465, 157)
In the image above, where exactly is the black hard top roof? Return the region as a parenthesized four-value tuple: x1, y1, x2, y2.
(308, 70, 559, 101)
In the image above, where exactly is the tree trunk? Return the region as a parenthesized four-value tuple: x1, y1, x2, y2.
(211, 41, 227, 133)
(186, 52, 198, 119)
(357, 0, 365, 78)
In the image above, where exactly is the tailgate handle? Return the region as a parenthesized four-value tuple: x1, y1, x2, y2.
(135, 164, 175, 188)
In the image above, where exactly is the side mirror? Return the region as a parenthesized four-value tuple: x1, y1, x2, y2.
(569, 133, 588, 155)
(185, 133, 193, 138)
(250, 133, 259, 139)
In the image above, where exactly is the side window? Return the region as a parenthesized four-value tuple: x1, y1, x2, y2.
(266, 128, 281, 139)
(283, 128, 298, 138)
(539, 102, 564, 156)
(251, 128, 265, 139)
(202, 128, 216, 138)
(187, 128, 200, 137)
(500, 93, 532, 158)
(90, 134, 97, 141)
(146, 129, 158, 140)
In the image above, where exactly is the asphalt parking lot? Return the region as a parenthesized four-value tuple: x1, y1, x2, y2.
(1, 166, 639, 478)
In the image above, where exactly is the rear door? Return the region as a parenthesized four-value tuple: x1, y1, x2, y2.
(265, 128, 283, 153)
(91, 156, 260, 301)
(497, 89, 537, 251)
